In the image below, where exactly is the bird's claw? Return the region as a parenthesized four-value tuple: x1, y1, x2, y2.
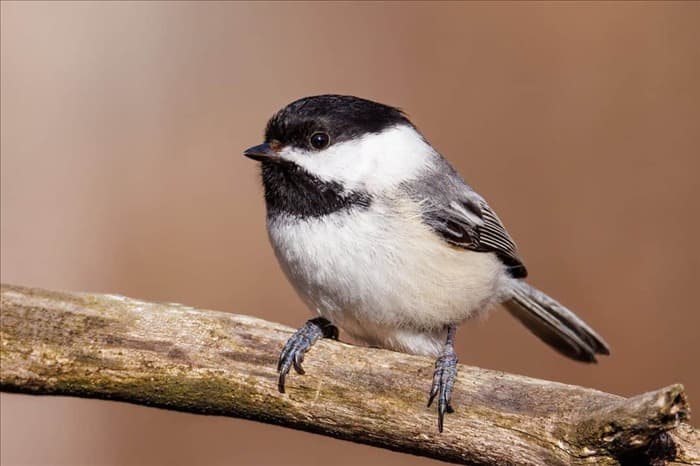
(277, 317, 338, 393)
(427, 349, 458, 433)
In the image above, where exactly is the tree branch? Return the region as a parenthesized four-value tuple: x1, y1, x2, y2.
(1, 284, 698, 465)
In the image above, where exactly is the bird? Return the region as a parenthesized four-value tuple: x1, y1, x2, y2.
(243, 94, 610, 432)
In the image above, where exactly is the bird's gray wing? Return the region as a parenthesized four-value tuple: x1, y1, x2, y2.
(402, 157, 611, 363)
(402, 158, 527, 278)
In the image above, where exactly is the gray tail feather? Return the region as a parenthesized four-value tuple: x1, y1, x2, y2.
(504, 280, 610, 363)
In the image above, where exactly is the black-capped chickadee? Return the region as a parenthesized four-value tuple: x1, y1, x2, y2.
(244, 95, 609, 432)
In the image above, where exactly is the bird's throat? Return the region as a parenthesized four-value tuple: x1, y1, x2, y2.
(261, 161, 372, 219)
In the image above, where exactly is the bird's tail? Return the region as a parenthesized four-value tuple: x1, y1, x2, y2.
(503, 280, 610, 362)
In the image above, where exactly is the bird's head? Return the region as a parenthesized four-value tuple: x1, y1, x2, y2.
(244, 95, 435, 193)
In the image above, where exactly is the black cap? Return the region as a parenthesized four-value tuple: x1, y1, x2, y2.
(263, 95, 412, 151)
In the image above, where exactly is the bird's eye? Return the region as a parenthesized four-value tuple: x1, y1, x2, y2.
(309, 132, 330, 150)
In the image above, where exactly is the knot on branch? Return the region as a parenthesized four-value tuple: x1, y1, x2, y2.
(572, 383, 689, 460)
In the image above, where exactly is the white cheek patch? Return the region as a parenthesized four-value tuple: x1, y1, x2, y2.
(278, 125, 435, 193)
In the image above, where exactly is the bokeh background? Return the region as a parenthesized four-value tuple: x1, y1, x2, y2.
(1, 1, 698, 465)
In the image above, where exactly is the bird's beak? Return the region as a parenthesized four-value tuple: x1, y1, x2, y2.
(243, 143, 278, 162)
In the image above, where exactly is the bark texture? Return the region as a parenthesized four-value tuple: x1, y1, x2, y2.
(1, 284, 698, 465)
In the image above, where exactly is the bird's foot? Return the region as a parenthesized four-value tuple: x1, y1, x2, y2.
(277, 317, 338, 393)
(427, 344, 458, 433)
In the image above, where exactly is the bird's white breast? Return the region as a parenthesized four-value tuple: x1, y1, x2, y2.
(267, 197, 507, 356)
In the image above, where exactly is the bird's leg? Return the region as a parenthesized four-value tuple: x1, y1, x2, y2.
(427, 325, 458, 433)
(277, 317, 339, 393)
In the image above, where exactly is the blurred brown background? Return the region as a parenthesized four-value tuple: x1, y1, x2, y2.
(1, 1, 698, 465)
